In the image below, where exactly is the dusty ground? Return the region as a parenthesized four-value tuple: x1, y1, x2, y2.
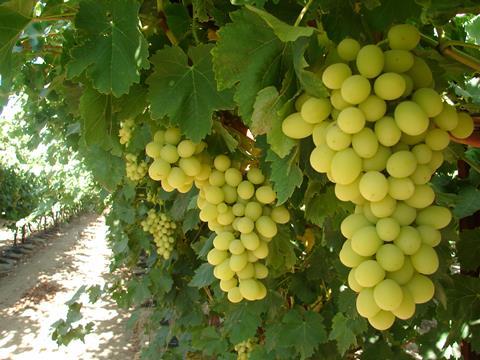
(0, 214, 137, 360)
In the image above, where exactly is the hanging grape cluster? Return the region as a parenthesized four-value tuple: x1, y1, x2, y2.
(282, 24, 473, 329)
(118, 118, 135, 145)
(141, 208, 177, 260)
(125, 153, 149, 182)
(145, 127, 210, 193)
(196, 154, 290, 302)
(234, 339, 254, 360)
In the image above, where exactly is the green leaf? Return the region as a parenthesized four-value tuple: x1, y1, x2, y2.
(191, 326, 229, 356)
(213, 121, 238, 153)
(267, 225, 297, 275)
(245, 5, 315, 42)
(170, 188, 198, 221)
(147, 44, 234, 142)
(318, 1, 363, 42)
(212, 9, 284, 121)
(329, 312, 367, 355)
(82, 145, 124, 192)
(150, 268, 173, 294)
(223, 301, 264, 344)
(446, 275, 480, 320)
(2, 0, 35, 16)
(0, 5, 31, 77)
(67, 0, 149, 97)
(456, 229, 480, 272)
(364, 0, 421, 31)
(265, 148, 303, 204)
(188, 263, 215, 288)
(304, 184, 339, 227)
(453, 186, 480, 218)
(115, 84, 148, 120)
(79, 87, 111, 147)
(277, 308, 328, 359)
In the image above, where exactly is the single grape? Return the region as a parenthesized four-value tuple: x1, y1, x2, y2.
(322, 63, 352, 89)
(356, 45, 384, 78)
(337, 38, 361, 61)
(388, 24, 420, 50)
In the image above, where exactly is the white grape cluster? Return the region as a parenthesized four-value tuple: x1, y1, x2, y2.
(146, 127, 210, 193)
(282, 24, 474, 330)
(198, 154, 290, 302)
(234, 339, 254, 360)
(146, 189, 164, 205)
(119, 119, 135, 145)
(125, 153, 148, 182)
(141, 209, 177, 259)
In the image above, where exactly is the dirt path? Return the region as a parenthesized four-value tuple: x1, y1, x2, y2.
(0, 214, 137, 360)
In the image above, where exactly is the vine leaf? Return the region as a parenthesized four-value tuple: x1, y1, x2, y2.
(452, 186, 480, 218)
(456, 229, 480, 272)
(222, 302, 265, 344)
(66, 0, 149, 97)
(188, 263, 215, 288)
(147, 44, 234, 142)
(266, 148, 303, 204)
(79, 87, 111, 147)
(266, 225, 297, 275)
(329, 312, 367, 355)
(245, 5, 315, 42)
(212, 9, 284, 122)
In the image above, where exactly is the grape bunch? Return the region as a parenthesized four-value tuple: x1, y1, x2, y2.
(282, 24, 473, 329)
(141, 209, 177, 260)
(125, 153, 149, 182)
(146, 127, 210, 193)
(198, 154, 290, 302)
(146, 189, 164, 205)
(118, 118, 135, 145)
(234, 339, 254, 360)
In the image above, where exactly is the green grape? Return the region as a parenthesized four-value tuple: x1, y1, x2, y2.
(223, 185, 238, 204)
(148, 159, 171, 181)
(335, 178, 361, 202)
(355, 260, 385, 288)
(356, 45, 384, 78)
(425, 128, 450, 151)
(237, 217, 255, 234)
(340, 213, 371, 239)
(359, 171, 388, 202)
(411, 144, 433, 164)
(362, 202, 379, 223)
(383, 49, 414, 73)
(208, 248, 228, 266)
(254, 263, 269, 279)
(255, 185, 276, 204)
(394, 101, 429, 136)
(348, 268, 364, 292)
(337, 38, 361, 61)
(351, 226, 383, 256)
(282, 112, 314, 139)
(232, 203, 245, 217)
(220, 277, 238, 292)
(374, 116, 401, 147)
(450, 112, 474, 139)
(247, 168, 265, 185)
(295, 93, 311, 111)
(376, 244, 405, 272)
(270, 206, 290, 224)
(209, 170, 226, 187)
(204, 185, 224, 205)
(237, 263, 255, 280)
(358, 95, 387, 122)
(228, 287, 243, 303)
(311, 121, 330, 146)
(406, 273, 434, 304)
(225, 168, 243, 187)
(321, 63, 352, 89)
(373, 279, 403, 311)
(388, 176, 415, 200)
(374, 72, 406, 100)
(164, 127, 182, 145)
(417, 225, 441, 247)
(368, 310, 395, 330)
(326, 124, 352, 151)
(376, 217, 401, 241)
(330, 89, 351, 110)
(244, 201, 263, 221)
(392, 202, 417, 226)
(392, 288, 415, 320)
(337, 107, 366, 134)
(177, 139, 197, 158)
(330, 148, 363, 185)
(386, 150, 417, 178)
(229, 239, 246, 255)
(387, 257, 414, 285)
(428, 151, 444, 172)
(370, 195, 396, 218)
(410, 165, 433, 185)
(432, 103, 458, 131)
(410, 244, 439, 275)
(363, 145, 391, 172)
(146, 141, 163, 158)
(352, 128, 379, 158)
(406, 57, 433, 89)
(310, 145, 335, 174)
(401, 74, 414, 97)
(388, 24, 420, 50)
(167, 167, 188, 189)
(394, 226, 421, 255)
(237, 181, 255, 200)
(341, 75, 372, 104)
(356, 288, 381, 318)
(199, 203, 218, 222)
(252, 240, 269, 259)
(240, 232, 260, 251)
(340, 239, 368, 268)
(214, 154, 231, 172)
(230, 253, 248, 272)
(213, 232, 235, 251)
(301, 97, 331, 124)
(256, 216, 277, 238)
(404, 184, 435, 209)
(160, 144, 180, 164)
(179, 157, 202, 177)
(239, 279, 262, 301)
(412, 88, 443, 117)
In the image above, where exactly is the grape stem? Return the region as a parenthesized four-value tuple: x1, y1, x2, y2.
(294, 0, 314, 27)
(446, 147, 480, 175)
(156, 0, 179, 46)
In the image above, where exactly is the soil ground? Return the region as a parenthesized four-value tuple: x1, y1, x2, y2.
(0, 214, 137, 360)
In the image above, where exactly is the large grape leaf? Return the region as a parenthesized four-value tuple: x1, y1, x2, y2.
(147, 44, 234, 142)
(456, 229, 480, 272)
(329, 312, 367, 355)
(66, 0, 149, 97)
(79, 87, 111, 147)
(212, 9, 285, 122)
(222, 301, 265, 344)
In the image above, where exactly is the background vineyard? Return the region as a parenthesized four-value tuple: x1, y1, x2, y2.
(0, 0, 480, 359)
